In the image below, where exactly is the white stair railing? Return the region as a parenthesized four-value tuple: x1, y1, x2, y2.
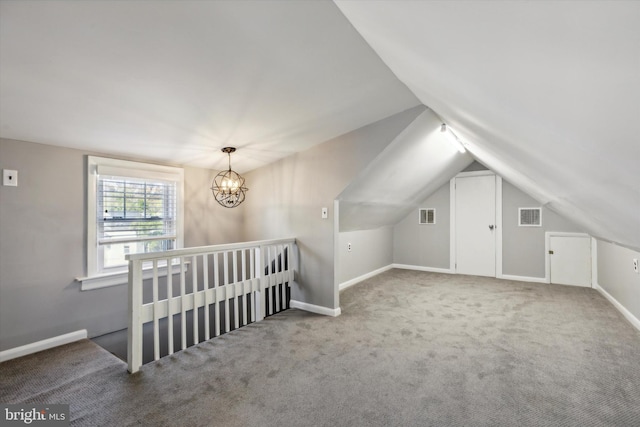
(126, 238, 296, 373)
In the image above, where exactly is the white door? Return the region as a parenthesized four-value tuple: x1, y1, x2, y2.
(455, 175, 496, 276)
(549, 235, 591, 287)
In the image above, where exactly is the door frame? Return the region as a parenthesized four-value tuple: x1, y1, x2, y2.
(450, 171, 503, 276)
(544, 231, 596, 286)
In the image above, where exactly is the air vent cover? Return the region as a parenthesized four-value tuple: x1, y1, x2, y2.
(519, 208, 542, 226)
(419, 208, 436, 225)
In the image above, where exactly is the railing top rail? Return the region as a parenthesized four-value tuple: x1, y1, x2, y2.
(125, 237, 296, 262)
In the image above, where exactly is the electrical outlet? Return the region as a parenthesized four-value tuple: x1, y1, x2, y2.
(634, 258, 639, 274)
(348, 243, 352, 252)
(3, 169, 18, 187)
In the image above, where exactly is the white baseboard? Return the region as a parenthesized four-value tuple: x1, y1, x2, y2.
(339, 264, 393, 291)
(0, 329, 88, 363)
(392, 264, 454, 274)
(290, 300, 341, 317)
(499, 274, 548, 284)
(594, 283, 640, 332)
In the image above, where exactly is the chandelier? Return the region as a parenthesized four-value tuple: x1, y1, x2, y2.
(210, 147, 248, 208)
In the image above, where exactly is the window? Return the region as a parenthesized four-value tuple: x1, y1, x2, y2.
(519, 207, 542, 227)
(80, 156, 184, 290)
(419, 208, 436, 225)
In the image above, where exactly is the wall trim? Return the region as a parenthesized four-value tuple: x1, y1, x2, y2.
(498, 274, 548, 284)
(392, 264, 454, 274)
(339, 264, 393, 291)
(0, 329, 88, 363)
(594, 283, 640, 332)
(290, 300, 341, 317)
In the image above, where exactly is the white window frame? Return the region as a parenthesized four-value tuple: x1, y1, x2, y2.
(77, 156, 184, 290)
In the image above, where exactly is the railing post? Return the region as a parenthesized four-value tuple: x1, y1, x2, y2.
(127, 259, 143, 373)
(255, 246, 264, 322)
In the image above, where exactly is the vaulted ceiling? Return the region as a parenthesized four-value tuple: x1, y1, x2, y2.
(1, 1, 638, 250)
(335, 0, 640, 250)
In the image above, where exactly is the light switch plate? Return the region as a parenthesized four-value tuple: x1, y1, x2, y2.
(3, 169, 18, 186)
(321, 207, 328, 219)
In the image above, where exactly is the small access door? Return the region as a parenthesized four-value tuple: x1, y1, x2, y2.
(548, 234, 591, 287)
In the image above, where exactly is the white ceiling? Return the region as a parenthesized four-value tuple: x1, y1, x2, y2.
(2, 1, 639, 250)
(335, 0, 640, 250)
(0, 0, 419, 172)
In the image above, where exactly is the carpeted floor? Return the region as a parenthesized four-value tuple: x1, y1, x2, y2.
(2, 270, 640, 426)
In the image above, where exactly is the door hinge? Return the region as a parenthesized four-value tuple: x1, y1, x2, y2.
(548, 250, 554, 255)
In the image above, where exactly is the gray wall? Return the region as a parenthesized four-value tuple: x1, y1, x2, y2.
(337, 226, 393, 284)
(392, 176, 584, 278)
(501, 180, 584, 277)
(242, 106, 425, 310)
(393, 182, 450, 269)
(597, 240, 640, 323)
(0, 138, 243, 351)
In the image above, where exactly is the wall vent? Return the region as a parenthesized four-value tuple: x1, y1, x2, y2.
(519, 208, 542, 226)
(419, 208, 436, 225)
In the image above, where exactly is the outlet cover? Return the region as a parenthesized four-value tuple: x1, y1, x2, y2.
(634, 258, 639, 274)
(3, 169, 18, 187)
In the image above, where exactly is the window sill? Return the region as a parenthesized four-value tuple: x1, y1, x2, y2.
(76, 262, 189, 291)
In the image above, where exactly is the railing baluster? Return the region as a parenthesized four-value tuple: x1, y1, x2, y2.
(203, 253, 210, 341)
(223, 251, 230, 333)
(192, 254, 199, 346)
(214, 252, 220, 337)
(180, 256, 187, 350)
(152, 260, 160, 361)
(241, 249, 247, 326)
(249, 248, 255, 323)
(233, 250, 239, 329)
(266, 245, 273, 316)
(275, 245, 282, 313)
(256, 246, 264, 322)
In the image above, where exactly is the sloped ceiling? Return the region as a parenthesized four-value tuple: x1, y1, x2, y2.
(0, 0, 419, 172)
(335, 0, 640, 250)
(2, 1, 638, 250)
(339, 108, 473, 231)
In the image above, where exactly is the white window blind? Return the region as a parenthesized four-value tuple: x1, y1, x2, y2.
(98, 175, 177, 269)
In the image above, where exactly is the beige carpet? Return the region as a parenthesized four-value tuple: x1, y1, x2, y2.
(2, 270, 640, 426)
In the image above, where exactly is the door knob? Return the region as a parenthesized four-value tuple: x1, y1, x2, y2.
(488, 225, 494, 230)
